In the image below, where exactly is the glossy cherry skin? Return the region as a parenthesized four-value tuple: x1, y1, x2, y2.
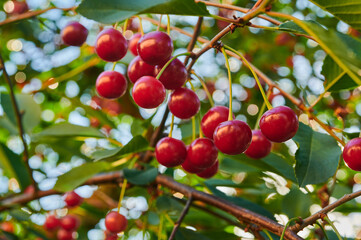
(259, 106, 298, 142)
(95, 28, 128, 62)
(197, 160, 219, 179)
(64, 191, 82, 207)
(343, 138, 361, 171)
(154, 58, 187, 90)
(8, 1, 28, 15)
(105, 231, 118, 240)
(61, 22, 88, 47)
(129, 33, 141, 56)
(105, 211, 127, 233)
(213, 120, 252, 155)
(96, 71, 127, 99)
(0, 222, 14, 233)
(155, 137, 187, 167)
(137, 31, 173, 65)
(168, 87, 200, 119)
(201, 106, 233, 139)
(44, 215, 60, 231)
(57, 229, 74, 240)
(186, 138, 218, 169)
(132, 76, 166, 109)
(244, 130, 272, 159)
(60, 215, 79, 231)
(127, 56, 155, 84)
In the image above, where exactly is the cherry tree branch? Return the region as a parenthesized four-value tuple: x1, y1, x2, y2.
(168, 195, 193, 240)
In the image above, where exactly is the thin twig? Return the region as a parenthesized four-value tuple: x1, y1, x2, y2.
(168, 195, 193, 240)
(184, 17, 203, 66)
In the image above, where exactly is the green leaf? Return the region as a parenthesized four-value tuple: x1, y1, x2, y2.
(156, 195, 184, 213)
(175, 228, 211, 240)
(0, 143, 31, 190)
(54, 161, 111, 192)
(0, 93, 41, 133)
(293, 123, 341, 187)
(278, 20, 320, 34)
(32, 123, 105, 141)
(282, 187, 312, 218)
(9, 209, 31, 221)
(309, 0, 361, 31)
(78, 0, 209, 24)
(123, 167, 158, 185)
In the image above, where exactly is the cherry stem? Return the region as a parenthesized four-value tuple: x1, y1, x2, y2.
(158, 214, 164, 240)
(168, 114, 175, 138)
(220, 47, 233, 121)
(111, 62, 116, 71)
(280, 217, 299, 240)
(117, 179, 127, 211)
(157, 15, 163, 31)
(314, 222, 330, 240)
(137, 16, 144, 35)
(123, 19, 128, 33)
(191, 117, 196, 141)
(224, 45, 272, 110)
(262, 230, 273, 240)
(323, 216, 342, 240)
(191, 70, 215, 107)
(254, 87, 272, 129)
(167, 15, 171, 35)
(156, 52, 191, 80)
(113, 21, 119, 29)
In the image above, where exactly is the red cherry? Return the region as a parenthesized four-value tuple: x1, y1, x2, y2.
(57, 229, 74, 240)
(60, 215, 79, 231)
(127, 56, 155, 84)
(343, 138, 361, 171)
(168, 87, 200, 119)
(8, 1, 28, 15)
(186, 138, 218, 169)
(137, 31, 173, 65)
(44, 215, 60, 231)
(201, 106, 233, 139)
(132, 76, 166, 109)
(244, 130, 272, 159)
(0, 222, 14, 233)
(61, 22, 88, 47)
(154, 58, 187, 90)
(197, 160, 219, 178)
(155, 137, 187, 167)
(95, 28, 128, 62)
(64, 191, 83, 207)
(105, 231, 118, 240)
(129, 33, 141, 56)
(96, 71, 128, 99)
(259, 106, 298, 142)
(105, 211, 127, 233)
(213, 120, 252, 155)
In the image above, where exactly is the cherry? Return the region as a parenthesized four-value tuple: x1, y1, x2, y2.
(186, 138, 218, 169)
(96, 71, 127, 99)
(44, 215, 60, 231)
(105, 231, 118, 240)
(129, 33, 141, 56)
(60, 215, 79, 231)
(201, 106, 233, 139)
(154, 58, 187, 90)
(181, 158, 204, 173)
(213, 120, 252, 155)
(0, 222, 14, 233)
(137, 31, 173, 65)
(127, 56, 155, 84)
(132, 76, 166, 109)
(64, 191, 82, 207)
(57, 229, 74, 240)
(7, 1, 28, 15)
(244, 130, 272, 159)
(61, 22, 88, 47)
(155, 137, 187, 167)
(259, 106, 298, 142)
(343, 138, 361, 171)
(168, 87, 200, 119)
(197, 160, 219, 179)
(95, 28, 128, 62)
(105, 211, 127, 233)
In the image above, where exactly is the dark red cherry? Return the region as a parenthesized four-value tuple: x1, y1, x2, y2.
(137, 31, 173, 65)
(259, 106, 298, 142)
(168, 87, 200, 119)
(155, 137, 187, 167)
(154, 58, 187, 90)
(201, 106, 233, 139)
(186, 138, 218, 169)
(61, 22, 88, 47)
(95, 28, 128, 62)
(8, 1, 28, 15)
(105, 231, 118, 240)
(105, 211, 127, 233)
(96, 71, 127, 99)
(244, 130, 272, 159)
(132, 76, 166, 109)
(197, 160, 219, 178)
(60, 215, 79, 231)
(127, 56, 155, 84)
(213, 120, 252, 155)
(129, 33, 141, 56)
(64, 191, 82, 207)
(181, 158, 204, 173)
(57, 229, 74, 240)
(44, 215, 60, 231)
(343, 138, 361, 171)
